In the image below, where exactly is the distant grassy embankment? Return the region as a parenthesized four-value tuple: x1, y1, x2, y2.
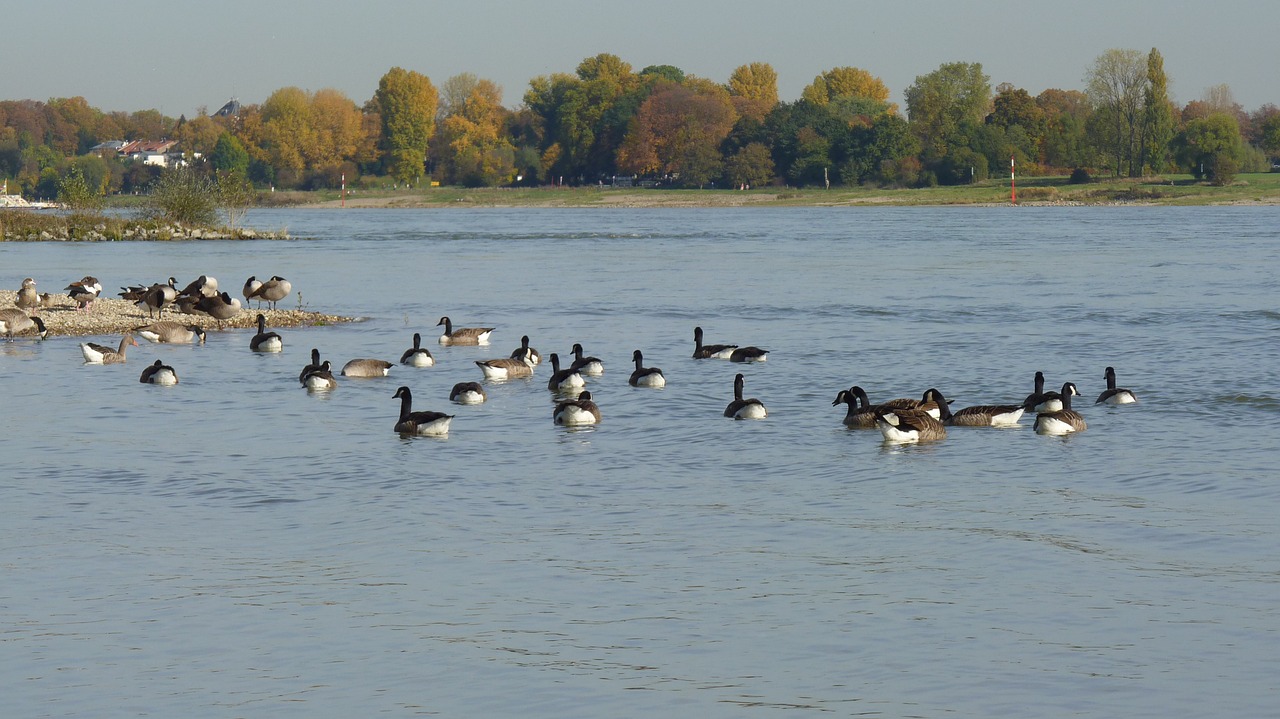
(293, 173, 1280, 209)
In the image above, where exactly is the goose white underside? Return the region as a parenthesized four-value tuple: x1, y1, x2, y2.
(551, 373, 586, 391)
(145, 369, 179, 385)
(305, 375, 337, 391)
(135, 330, 164, 343)
(708, 348, 736, 359)
(440, 331, 492, 345)
(404, 352, 434, 367)
(1034, 414, 1085, 435)
(631, 372, 666, 388)
(79, 344, 107, 363)
(554, 406, 599, 425)
(1100, 391, 1137, 405)
(477, 364, 528, 380)
(451, 390, 485, 405)
(398, 416, 452, 436)
(252, 337, 283, 352)
(988, 408, 1025, 427)
(1032, 399, 1064, 413)
(731, 403, 768, 420)
(577, 361, 604, 376)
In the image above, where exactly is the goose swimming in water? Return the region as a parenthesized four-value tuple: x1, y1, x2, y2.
(554, 390, 601, 425)
(627, 349, 666, 388)
(299, 348, 322, 385)
(249, 314, 283, 352)
(546, 352, 586, 392)
(81, 334, 138, 364)
(400, 333, 435, 367)
(1095, 366, 1137, 405)
(302, 360, 338, 391)
(724, 373, 767, 419)
(569, 343, 604, 376)
(875, 407, 948, 443)
(1022, 371, 1065, 413)
(692, 326, 738, 359)
(510, 335, 541, 366)
(134, 321, 206, 344)
(475, 348, 534, 380)
(437, 316, 494, 345)
(923, 388, 1024, 427)
(1034, 382, 1087, 435)
(139, 359, 179, 385)
(342, 358, 393, 377)
(449, 381, 487, 405)
(392, 386, 454, 436)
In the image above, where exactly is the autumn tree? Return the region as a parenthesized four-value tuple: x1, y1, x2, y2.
(433, 77, 517, 186)
(904, 62, 991, 167)
(1037, 89, 1093, 169)
(727, 62, 779, 122)
(373, 67, 438, 185)
(1085, 48, 1148, 176)
(802, 66, 893, 113)
(524, 54, 639, 182)
(987, 83, 1045, 167)
(615, 79, 737, 187)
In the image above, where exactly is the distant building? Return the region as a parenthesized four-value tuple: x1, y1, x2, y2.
(212, 99, 241, 118)
(88, 139, 187, 168)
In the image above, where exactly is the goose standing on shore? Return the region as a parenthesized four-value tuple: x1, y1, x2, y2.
(1035, 382, 1087, 434)
(554, 390, 601, 425)
(15, 278, 38, 311)
(400, 333, 435, 367)
(627, 349, 665, 387)
(438, 316, 494, 345)
(81, 334, 138, 364)
(140, 277, 178, 318)
(134, 321, 206, 344)
(180, 275, 218, 298)
(139, 359, 179, 385)
(724, 373, 767, 419)
(65, 276, 102, 310)
(242, 276, 263, 309)
(569, 343, 604, 376)
(1096, 366, 1138, 405)
(247, 276, 291, 310)
(0, 308, 48, 340)
(194, 292, 240, 326)
(392, 386, 454, 436)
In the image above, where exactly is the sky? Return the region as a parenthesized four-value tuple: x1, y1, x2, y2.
(5, 0, 1277, 119)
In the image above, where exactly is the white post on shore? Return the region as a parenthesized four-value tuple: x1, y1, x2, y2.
(341, 173, 346, 208)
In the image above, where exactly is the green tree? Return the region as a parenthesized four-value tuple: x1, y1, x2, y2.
(1037, 89, 1093, 169)
(57, 165, 103, 211)
(905, 62, 991, 164)
(209, 132, 250, 176)
(1085, 48, 1147, 177)
(216, 168, 256, 231)
(724, 142, 774, 188)
(1260, 113, 1280, 160)
(1173, 113, 1243, 185)
(148, 165, 218, 225)
(373, 67, 439, 185)
(1140, 48, 1175, 174)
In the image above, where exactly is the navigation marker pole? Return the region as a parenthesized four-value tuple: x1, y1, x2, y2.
(341, 173, 346, 208)
(1010, 155, 1016, 204)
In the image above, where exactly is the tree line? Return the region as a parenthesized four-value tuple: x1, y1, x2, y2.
(2, 48, 1279, 200)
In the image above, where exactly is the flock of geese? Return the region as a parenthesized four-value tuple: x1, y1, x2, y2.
(6, 273, 1138, 440)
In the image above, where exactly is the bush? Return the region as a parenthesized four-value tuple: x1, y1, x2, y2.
(147, 166, 218, 226)
(1209, 155, 1238, 186)
(1069, 167, 1092, 184)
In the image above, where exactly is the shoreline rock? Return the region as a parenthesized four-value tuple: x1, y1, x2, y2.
(0, 290, 354, 338)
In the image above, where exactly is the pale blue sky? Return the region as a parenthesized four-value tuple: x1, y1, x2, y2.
(6, 0, 1277, 117)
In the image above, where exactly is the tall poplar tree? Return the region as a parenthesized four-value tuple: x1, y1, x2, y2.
(1140, 48, 1174, 174)
(373, 67, 438, 185)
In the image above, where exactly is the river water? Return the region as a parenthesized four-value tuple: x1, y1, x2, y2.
(3, 206, 1278, 718)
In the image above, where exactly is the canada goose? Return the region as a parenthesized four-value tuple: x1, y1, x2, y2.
(546, 352, 585, 392)
(569, 343, 604, 376)
(341, 358, 393, 377)
(298, 348, 322, 384)
(946, 402, 1024, 427)
(554, 390, 601, 425)
(872, 388, 946, 419)
(81, 333, 138, 364)
(242, 276, 263, 309)
(139, 277, 178, 318)
(628, 349, 666, 387)
(118, 284, 148, 302)
(449, 381, 487, 405)
(15, 278, 37, 311)
(831, 386, 880, 428)
(510, 335, 542, 366)
(248, 275, 291, 310)
(1096, 366, 1138, 405)
(1022, 371, 1064, 413)
(1035, 382, 1088, 435)
(392, 386, 454, 436)
(875, 407, 948, 443)
(173, 295, 203, 314)
(0, 309, 47, 340)
(729, 346, 769, 362)
(139, 359, 179, 385)
(180, 275, 218, 298)
(249, 314, 283, 352)
(134, 321, 206, 344)
(693, 326, 738, 359)
(475, 349, 534, 380)
(65, 276, 101, 310)
(302, 360, 338, 390)
(724, 373, 767, 419)
(437, 316, 494, 345)
(193, 292, 240, 325)
(400, 333, 435, 367)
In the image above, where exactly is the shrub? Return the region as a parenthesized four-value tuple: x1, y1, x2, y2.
(147, 166, 218, 226)
(1069, 167, 1092, 184)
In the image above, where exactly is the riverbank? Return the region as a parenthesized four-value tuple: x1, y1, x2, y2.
(0, 290, 354, 338)
(298, 172, 1280, 209)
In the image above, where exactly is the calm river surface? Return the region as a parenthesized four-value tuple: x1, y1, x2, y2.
(3, 206, 1278, 718)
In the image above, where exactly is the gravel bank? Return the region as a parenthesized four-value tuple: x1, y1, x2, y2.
(1, 290, 355, 338)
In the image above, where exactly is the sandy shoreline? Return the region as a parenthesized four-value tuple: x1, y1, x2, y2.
(1, 290, 355, 338)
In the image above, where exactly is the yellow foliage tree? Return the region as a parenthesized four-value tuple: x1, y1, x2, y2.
(727, 62, 779, 122)
(802, 67, 893, 110)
